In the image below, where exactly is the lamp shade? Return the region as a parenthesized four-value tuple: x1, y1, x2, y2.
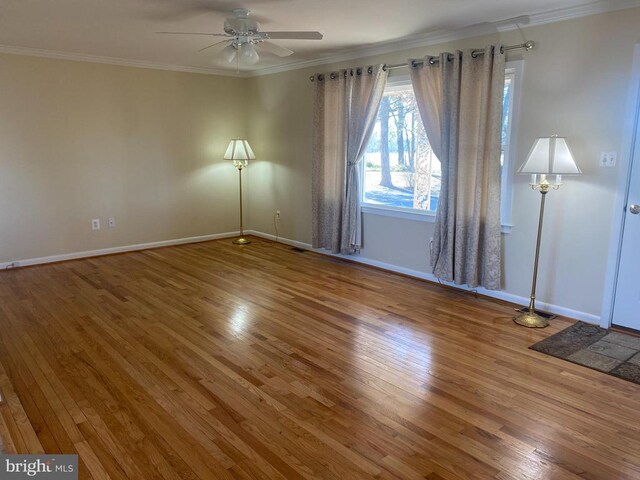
(222, 44, 237, 63)
(518, 136, 581, 175)
(239, 43, 259, 65)
(224, 139, 255, 161)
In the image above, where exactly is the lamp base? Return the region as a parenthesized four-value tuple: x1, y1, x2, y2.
(515, 306, 557, 320)
(232, 237, 252, 245)
(513, 311, 549, 328)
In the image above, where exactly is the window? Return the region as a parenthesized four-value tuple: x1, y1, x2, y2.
(500, 63, 521, 228)
(362, 80, 440, 212)
(362, 61, 522, 228)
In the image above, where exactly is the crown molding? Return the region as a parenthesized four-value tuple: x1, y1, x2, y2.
(0, 0, 639, 79)
(525, 0, 640, 27)
(0, 44, 246, 77)
(248, 0, 640, 77)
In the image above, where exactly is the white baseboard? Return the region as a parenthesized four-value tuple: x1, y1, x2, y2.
(0, 231, 239, 270)
(246, 230, 310, 250)
(247, 230, 600, 324)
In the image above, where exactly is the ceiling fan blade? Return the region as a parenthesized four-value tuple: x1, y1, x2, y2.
(262, 31, 323, 40)
(257, 41, 294, 57)
(198, 39, 232, 52)
(156, 31, 229, 37)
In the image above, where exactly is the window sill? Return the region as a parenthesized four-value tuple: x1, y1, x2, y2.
(361, 204, 513, 234)
(361, 204, 436, 222)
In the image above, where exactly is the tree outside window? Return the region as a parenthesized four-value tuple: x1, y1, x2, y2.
(362, 71, 516, 216)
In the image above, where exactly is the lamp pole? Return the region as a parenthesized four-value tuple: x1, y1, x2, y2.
(514, 182, 549, 328)
(233, 160, 250, 245)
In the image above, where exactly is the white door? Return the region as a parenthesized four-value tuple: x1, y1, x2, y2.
(613, 111, 640, 330)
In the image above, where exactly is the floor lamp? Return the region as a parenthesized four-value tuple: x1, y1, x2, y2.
(514, 135, 581, 328)
(224, 139, 255, 245)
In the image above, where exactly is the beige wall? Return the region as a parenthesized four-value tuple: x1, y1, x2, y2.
(0, 54, 248, 263)
(245, 8, 640, 319)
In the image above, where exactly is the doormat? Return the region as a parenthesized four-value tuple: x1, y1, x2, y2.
(530, 321, 640, 385)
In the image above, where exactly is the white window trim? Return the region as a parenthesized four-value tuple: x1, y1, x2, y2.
(362, 206, 512, 234)
(361, 204, 436, 223)
(385, 73, 412, 89)
(501, 60, 524, 230)
(360, 61, 523, 235)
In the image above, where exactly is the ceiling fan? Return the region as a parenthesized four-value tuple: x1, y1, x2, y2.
(157, 8, 323, 66)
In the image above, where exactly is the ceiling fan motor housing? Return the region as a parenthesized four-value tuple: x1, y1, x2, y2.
(225, 8, 260, 36)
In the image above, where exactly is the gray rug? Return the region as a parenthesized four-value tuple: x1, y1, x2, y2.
(530, 321, 640, 384)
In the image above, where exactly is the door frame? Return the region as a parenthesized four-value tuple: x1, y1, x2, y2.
(600, 43, 640, 329)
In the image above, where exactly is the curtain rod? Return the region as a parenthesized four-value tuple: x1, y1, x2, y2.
(309, 40, 535, 82)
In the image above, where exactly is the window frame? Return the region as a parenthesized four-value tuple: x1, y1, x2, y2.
(359, 60, 524, 233)
(500, 60, 524, 231)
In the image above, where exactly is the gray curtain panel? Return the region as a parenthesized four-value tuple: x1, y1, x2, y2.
(409, 46, 505, 289)
(312, 65, 388, 254)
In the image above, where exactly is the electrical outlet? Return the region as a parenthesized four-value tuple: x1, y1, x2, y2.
(108, 217, 116, 228)
(600, 151, 617, 168)
(91, 219, 100, 230)
(275, 210, 281, 219)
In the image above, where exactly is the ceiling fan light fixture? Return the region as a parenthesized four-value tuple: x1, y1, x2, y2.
(222, 43, 237, 63)
(240, 42, 259, 65)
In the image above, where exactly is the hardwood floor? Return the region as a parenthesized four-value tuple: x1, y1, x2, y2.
(0, 237, 639, 479)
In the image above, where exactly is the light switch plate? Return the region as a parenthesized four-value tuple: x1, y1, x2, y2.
(600, 151, 617, 167)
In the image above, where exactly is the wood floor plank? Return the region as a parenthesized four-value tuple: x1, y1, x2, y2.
(0, 236, 639, 479)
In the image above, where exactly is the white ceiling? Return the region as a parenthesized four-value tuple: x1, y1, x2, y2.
(0, 0, 633, 75)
